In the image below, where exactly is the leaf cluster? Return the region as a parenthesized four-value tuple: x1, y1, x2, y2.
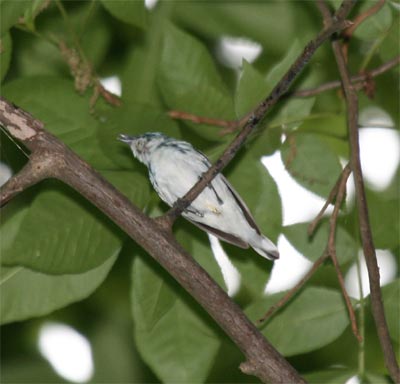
(0, 0, 399, 382)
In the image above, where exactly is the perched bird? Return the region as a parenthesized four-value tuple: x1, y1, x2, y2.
(118, 132, 279, 260)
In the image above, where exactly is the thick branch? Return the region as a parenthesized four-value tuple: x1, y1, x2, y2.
(318, 2, 400, 382)
(0, 97, 305, 383)
(166, 10, 354, 221)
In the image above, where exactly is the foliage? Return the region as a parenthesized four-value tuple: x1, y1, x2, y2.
(0, 0, 399, 382)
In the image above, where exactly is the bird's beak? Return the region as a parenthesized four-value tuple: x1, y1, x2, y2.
(118, 134, 136, 143)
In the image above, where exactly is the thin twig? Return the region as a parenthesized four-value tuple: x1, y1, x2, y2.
(168, 110, 250, 132)
(0, 153, 53, 207)
(318, 1, 400, 381)
(308, 163, 351, 236)
(341, 0, 386, 61)
(293, 55, 399, 97)
(168, 56, 399, 131)
(257, 252, 329, 324)
(165, 12, 354, 222)
(325, 165, 361, 341)
(259, 164, 352, 325)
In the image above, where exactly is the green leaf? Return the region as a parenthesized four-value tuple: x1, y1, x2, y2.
(100, 0, 146, 29)
(246, 286, 349, 356)
(304, 368, 355, 384)
(102, 170, 151, 210)
(22, 0, 48, 29)
(235, 58, 315, 158)
(353, 3, 392, 41)
(131, 256, 220, 383)
(0, 32, 12, 82)
(1, 181, 123, 273)
(0, 0, 29, 36)
(366, 187, 399, 249)
(175, 224, 226, 290)
(12, 4, 110, 78)
(158, 22, 234, 140)
(280, 133, 342, 198)
(378, 12, 400, 63)
(235, 60, 269, 117)
(269, 97, 315, 131)
(2, 76, 97, 161)
(0, 253, 117, 325)
(96, 102, 181, 170)
(171, 2, 313, 58)
(283, 221, 357, 264)
(381, 279, 400, 344)
(122, 42, 162, 107)
(1, 77, 151, 274)
(298, 113, 348, 139)
(266, 39, 303, 90)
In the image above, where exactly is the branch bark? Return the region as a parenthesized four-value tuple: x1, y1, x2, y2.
(317, 1, 400, 382)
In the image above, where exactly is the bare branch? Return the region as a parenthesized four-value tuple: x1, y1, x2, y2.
(318, 2, 400, 381)
(308, 163, 351, 236)
(325, 165, 361, 341)
(341, 0, 386, 61)
(258, 252, 329, 324)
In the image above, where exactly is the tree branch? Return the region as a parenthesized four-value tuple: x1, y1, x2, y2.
(317, 1, 400, 381)
(0, 97, 305, 383)
(165, 10, 354, 222)
(325, 165, 361, 341)
(257, 252, 329, 324)
(292, 55, 399, 98)
(341, 0, 386, 61)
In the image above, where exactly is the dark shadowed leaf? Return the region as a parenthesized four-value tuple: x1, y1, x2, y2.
(0, 253, 117, 324)
(100, 0, 146, 29)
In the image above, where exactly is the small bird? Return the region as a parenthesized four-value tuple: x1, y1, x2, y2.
(118, 132, 279, 260)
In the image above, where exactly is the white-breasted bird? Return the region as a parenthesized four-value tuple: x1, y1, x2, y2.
(118, 132, 279, 260)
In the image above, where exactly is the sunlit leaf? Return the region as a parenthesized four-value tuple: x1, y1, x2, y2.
(283, 221, 357, 264)
(246, 287, 349, 356)
(281, 133, 342, 198)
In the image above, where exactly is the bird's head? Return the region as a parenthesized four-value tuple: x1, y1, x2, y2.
(118, 132, 167, 166)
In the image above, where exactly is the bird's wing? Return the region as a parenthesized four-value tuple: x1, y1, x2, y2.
(219, 174, 262, 235)
(188, 220, 249, 249)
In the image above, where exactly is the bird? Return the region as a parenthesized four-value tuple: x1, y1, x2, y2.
(118, 132, 279, 260)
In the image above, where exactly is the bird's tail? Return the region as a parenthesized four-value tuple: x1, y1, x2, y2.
(250, 234, 280, 260)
